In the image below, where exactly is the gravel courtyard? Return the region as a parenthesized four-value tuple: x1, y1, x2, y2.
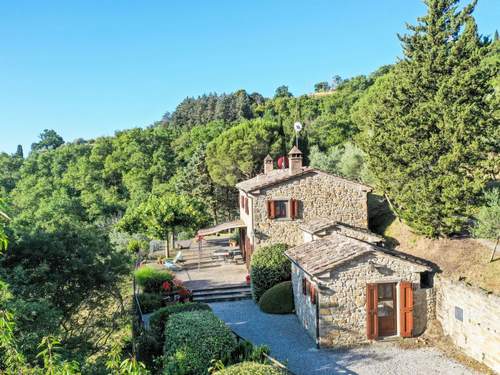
(210, 300, 478, 375)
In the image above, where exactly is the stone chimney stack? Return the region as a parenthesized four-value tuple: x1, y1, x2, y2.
(264, 154, 274, 174)
(288, 146, 303, 175)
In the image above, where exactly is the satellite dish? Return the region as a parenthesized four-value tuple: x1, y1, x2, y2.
(294, 121, 303, 132)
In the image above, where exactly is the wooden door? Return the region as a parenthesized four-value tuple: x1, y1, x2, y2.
(244, 235, 252, 269)
(377, 283, 397, 337)
(399, 282, 413, 337)
(366, 284, 378, 339)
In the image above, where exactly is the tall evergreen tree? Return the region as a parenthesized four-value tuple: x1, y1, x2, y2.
(14, 145, 23, 159)
(357, 0, 498, 237)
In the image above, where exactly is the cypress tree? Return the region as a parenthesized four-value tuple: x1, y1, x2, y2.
(358, 0, 498, 237)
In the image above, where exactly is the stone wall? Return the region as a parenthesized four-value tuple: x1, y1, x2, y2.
(435, 276, 500, 373)
(291, 264, 317, 341)
(316, 252, 432, 347)
(252, 172, 369, 249)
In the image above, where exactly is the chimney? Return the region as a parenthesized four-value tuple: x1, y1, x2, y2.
(264, 154, 274, 174)
(288, 146, 303, 175)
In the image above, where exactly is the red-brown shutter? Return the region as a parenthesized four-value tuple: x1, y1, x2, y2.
(290, 199, 296, 219)
(291, 199, 299, 219)
(268, 200, 275, 219)
(310, 283, 316, 304)
(366, 283, 378, 339)
(400, 282, 414, 338)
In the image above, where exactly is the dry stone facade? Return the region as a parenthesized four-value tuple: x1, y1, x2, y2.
(291, 251, 433, 347)
(436, 276, 500, 373)
(252, 172, 369, 249)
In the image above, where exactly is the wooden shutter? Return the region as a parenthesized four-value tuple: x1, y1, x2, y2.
(400, 282, 413, 338)
(310, 283, 316, 304)
(267, 200, 275, 219)
(290, 199, 299, 220)
(366, 283, 378, 339)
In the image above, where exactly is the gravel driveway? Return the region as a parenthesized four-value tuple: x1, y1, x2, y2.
(210, 300, 478, 375)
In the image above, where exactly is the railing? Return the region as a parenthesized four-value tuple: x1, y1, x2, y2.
(231, 330, 295, 374)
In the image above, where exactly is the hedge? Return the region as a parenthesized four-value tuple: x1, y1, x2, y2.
(134, 265, 174, 293)
(149, 302, 211, 345)
(250, 244, 290, 302)
(136, 292, 163, 314)
(215, 362, 285, 375)
(258, 281, 294, 314)
(163, 310, 237, 375)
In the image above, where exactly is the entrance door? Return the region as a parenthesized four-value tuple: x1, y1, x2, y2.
(377, 283, 396, 337)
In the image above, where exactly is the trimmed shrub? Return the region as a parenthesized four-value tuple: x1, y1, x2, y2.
(215, 362, 285, 375)
(136, 292, 163, 314)
(258, 281, 294, 314)
(134, 265, 174, 293)
(149, 302, 211, 345)
(164, 310, 237, 375)
(250, 244, 290, 302)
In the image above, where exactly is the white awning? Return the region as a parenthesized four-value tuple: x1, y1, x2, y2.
(197, 219, 246, 237)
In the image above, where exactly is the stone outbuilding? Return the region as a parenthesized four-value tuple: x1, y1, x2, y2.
(285, 231, 435, 347)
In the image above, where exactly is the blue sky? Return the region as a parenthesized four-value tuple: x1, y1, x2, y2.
(0, 1, 498, 154)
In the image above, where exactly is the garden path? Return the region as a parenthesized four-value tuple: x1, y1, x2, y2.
(210, 300, 478, 375)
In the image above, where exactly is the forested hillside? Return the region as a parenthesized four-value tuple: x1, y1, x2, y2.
(0, 0, 498, 373)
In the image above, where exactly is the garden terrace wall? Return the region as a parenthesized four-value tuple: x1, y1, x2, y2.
(435, 276, 500, 373)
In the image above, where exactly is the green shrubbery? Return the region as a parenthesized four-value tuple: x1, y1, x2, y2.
(163, 310, 237, 375)
(250, 244, 290, 302)
(214, 362, 285, 375)
(258, 281, 294, 314)
(136, 293, 163, 314)
(149, 302, 211, 345)
(134, 266, 174, 293)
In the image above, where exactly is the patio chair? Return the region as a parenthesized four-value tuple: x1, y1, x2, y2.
(164, 251, 184, 270)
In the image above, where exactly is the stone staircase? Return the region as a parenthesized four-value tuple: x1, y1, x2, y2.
(191, 284, 252, 303)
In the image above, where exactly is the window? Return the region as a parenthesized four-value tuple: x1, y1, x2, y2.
(274, 200, 288, 218)
(240, 195, 244, 208)
(377, 283, 393, 300)
(267, 199, 299, 219)
(244, 197, 249, 215)
(419, 271, 433, 289)
(302, 277, 307, 295)
(455, 306, 463, 322)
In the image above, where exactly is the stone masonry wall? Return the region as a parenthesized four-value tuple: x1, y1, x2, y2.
(435, 276, 500, 373)
(291, 264, 317, 341)
(252, 172, 369, 249)
(316, 252, 433, 347)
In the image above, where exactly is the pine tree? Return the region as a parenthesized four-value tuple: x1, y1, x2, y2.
(358, 0, 498, 237)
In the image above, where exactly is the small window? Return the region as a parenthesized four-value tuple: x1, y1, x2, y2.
(274, 200, 288, 218)
(455, 306, 463, 322)
(302, 277, 307, 295)
(420, 271, 433, 289)
(377, 284, 393, 300)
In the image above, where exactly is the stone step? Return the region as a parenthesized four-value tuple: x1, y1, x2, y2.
(192, 284, 249, 294)
(193, 291, 252, 303)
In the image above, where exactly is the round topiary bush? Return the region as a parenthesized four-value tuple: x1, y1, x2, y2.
(258, 281, 294, 314)
(164, 310, 237, 375)
(250, 243, 290, 302)
(215, 362, 285, 375)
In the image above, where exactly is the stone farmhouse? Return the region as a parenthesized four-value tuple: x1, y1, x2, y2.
(234, 146, 436, 346)
(199, 146, 436, 346)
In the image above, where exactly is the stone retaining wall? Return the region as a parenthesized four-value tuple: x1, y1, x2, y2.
(435, 276, 500, 373)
